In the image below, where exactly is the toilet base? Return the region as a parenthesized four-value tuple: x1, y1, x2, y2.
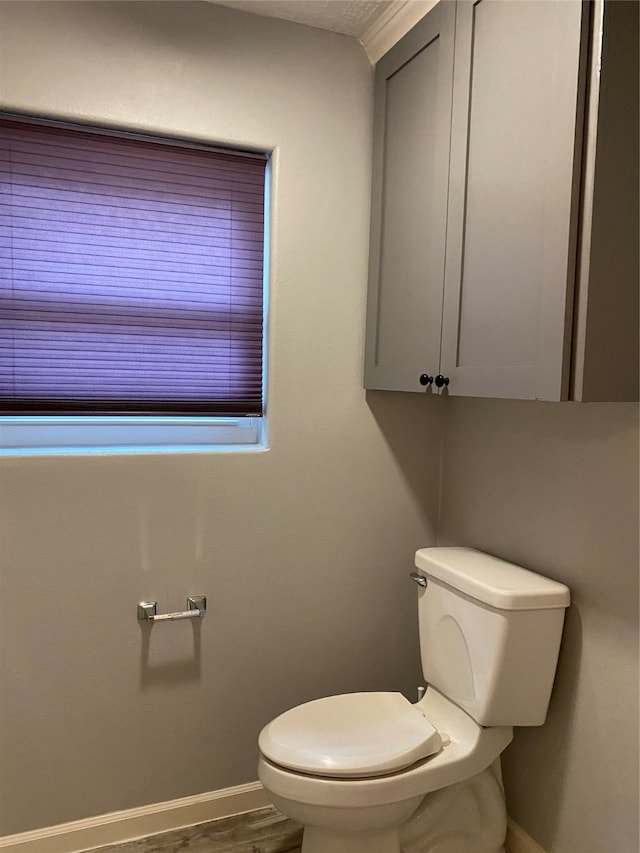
(271, 764, 507, 853)
(301, 829, 506, 853)
(268, 791, 421, 853)
(302, 826, 401, 853)
(399, 764, 507, 853)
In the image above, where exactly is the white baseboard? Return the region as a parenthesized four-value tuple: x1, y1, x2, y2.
(0, 781, 269, 853)
(506, 818, 549, 853)
(0, 791, 552, 853)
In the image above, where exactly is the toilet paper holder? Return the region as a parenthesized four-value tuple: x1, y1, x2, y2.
(137, 595, 206, 623)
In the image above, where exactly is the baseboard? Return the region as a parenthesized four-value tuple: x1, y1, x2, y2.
(0, 791, 552, 853)
(0, 781, 269, 853)
(506, 818, 549, 853)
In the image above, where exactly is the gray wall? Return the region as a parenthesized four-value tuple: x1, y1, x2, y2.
(0, 1, 443, 834)
(439, 398, 639, 853)
(0, 4, 638, 853)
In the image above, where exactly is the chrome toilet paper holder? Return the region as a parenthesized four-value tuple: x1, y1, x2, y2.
(137, 595, 206, 623)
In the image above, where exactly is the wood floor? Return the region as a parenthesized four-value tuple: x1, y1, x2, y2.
(87, 807, 303, 853)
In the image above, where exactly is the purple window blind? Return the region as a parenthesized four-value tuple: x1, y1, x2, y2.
(0, 117, 266, 416)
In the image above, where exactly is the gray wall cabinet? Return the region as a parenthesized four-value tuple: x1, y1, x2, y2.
(364, 0, 638, 402)
(364, 0, 455, 393)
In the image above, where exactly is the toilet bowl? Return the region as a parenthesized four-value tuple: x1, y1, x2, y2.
(259, 687, 512, 853)
(258, 547, 570, 853)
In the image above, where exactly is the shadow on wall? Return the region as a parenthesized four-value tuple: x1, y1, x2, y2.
(502, 602, 583, 848)
(365, 390, 444, 532)
(139, 619, 203, 689)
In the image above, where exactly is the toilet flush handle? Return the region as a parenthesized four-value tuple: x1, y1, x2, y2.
(409, 572, 428, 588)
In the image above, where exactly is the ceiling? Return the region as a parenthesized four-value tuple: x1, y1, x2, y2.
(207, 0, 394, 37)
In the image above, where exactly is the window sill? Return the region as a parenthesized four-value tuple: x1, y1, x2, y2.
(0, 416, 266, 456)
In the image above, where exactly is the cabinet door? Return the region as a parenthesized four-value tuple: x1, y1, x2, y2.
(572, 0, 639, 402)
(364, 1, 455, 391)
(440, 0, 587, 400)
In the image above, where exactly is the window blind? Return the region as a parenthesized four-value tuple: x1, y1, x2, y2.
(0, 116, 266, 416)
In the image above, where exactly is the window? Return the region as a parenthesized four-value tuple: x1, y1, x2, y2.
(0, 115, 267, 453)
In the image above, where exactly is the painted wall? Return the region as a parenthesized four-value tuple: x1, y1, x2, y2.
(439, 398, 639, 853)
(0, 1, 443, 834)
(1, 3, 637, 850)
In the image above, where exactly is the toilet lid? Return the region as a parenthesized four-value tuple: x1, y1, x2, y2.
(258, 692, 442, 778)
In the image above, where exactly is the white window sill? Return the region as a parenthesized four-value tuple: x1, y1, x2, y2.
(0, 416, 266, 456)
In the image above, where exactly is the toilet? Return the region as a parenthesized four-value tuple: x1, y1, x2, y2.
(258, 547, 570, 853)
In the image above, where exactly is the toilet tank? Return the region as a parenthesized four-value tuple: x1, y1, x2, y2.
(415, 547, 570, 727)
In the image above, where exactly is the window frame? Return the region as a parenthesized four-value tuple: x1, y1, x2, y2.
(0, 113, 270, 453)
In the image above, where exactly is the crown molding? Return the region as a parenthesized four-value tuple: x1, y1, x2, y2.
(360, 0, 440, 64)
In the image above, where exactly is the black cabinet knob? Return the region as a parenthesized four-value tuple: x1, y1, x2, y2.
(419, 374, 433, 386)
(435, 375, 449, 388)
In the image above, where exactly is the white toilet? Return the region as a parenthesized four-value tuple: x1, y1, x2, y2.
(258, 547, 570, 853)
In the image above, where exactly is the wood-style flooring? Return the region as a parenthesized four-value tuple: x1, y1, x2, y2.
(87, 807, 302, 853)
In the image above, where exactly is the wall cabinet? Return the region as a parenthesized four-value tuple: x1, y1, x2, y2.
(364, 0, 638, 402)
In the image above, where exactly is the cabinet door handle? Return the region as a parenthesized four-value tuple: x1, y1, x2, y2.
(435, 375, 449, 388)
(419, 374, 434, 386)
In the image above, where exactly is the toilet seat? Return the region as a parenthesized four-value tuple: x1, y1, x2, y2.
(259, 688, 514, 811)
(258, 692, 442, 778)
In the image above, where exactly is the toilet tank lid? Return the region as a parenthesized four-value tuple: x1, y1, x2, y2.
(414, 547, 570, 610)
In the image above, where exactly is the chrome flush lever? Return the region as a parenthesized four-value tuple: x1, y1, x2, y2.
(409, 572, 428, 588)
